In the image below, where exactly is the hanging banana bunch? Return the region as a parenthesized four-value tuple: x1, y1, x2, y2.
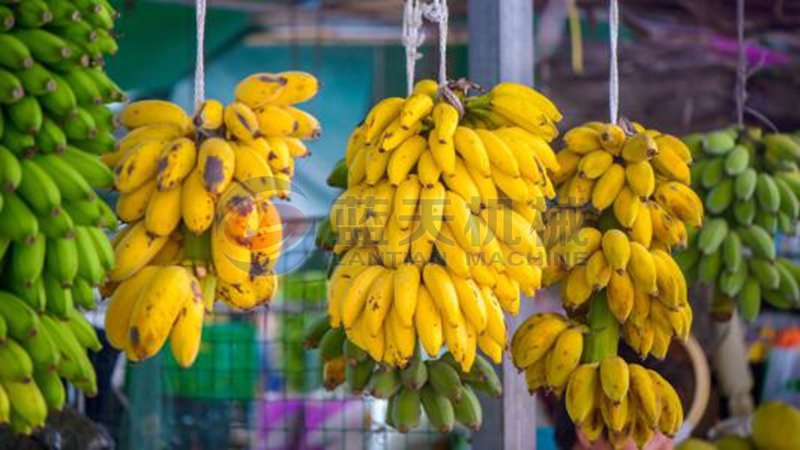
(0, 0, 123, 434)
(511, 120, 703, 447)
(314, 78, 562, 433)
(102, 71, 320, 367)
(677, 127, 800, 321)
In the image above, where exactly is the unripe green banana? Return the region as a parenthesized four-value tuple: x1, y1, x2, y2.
(755, 212, 778, 234)
(14, 0, 53, 28)
(735, 168, 758, 201)
(66, 310, 102, 352)
(369, 368, 401, 399)
(345, 358, 374, 394)
(0, 68, 24, 104)
(0, 339, 34, 381)
(400, 356, 428, 390)
(63, 198, 102, 227)
(96, 197, 118, 231)
(0, 145, 22, 192)
(63, 107, 97, 141)
(705, 178, 734, 214)
(0, 291, 40, 341)
(34, 368, 66, 412)
(9, 236, 46, 288)
(719, 260, 748, 297)
(319, 327, 346, 362)
(43, 274, 74, 319)
(73, 226, 105, 286)
(19, 323, 60, 370)
(17, 159, 62, 217)
(723, 231, 743, 274)
(39, 206, 75, 239)
(71, 277, 96, 310)
(755, 173, 781, 213)
(392, 387, 421, 433)
(1, 380, 48, 429)
(738, 277, 761, 322)
(59, 70, 102, 106)
(8, 275, 46, 313)
(421, 385, 455, 433)
(750, 258, 780, 291)
(724, 145, 750, 176)
(16, 63, 57, 96)
(33, 154, 95, 202)
(5, 96, 43, 135)
(427, 359, 463, 402)
(700, 157, 724, 190)
(70, 130, 116, 155)
(698, 251, 722, 286)
(0, 34, 33, 70)
(774, 177, 800, 219)
(35, 117, 68, 154)
(775, 263, 800, 305)
(696, 218, 728, 255)
(733, 198, 756, 226)
(2, 123, 36, 157)
(83, 104, 117, 132)
(465, 354, 503, 397)
(343, 337, 368, 364)
(84, 226, 114, 272)
(44, 0, 81, 27)
(40, 315, 92, 383)
(703, 131, 736, 156)
(738, 225, 776, 261)
(61, 146, 114, 189)
(0, 192, 39, 244)
(452, 384, 483, 431)
(39, 73, 78, 117)
(44, 236, 78, 288)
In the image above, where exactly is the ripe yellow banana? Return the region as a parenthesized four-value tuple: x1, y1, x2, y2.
(169, 280, 206, 368)
(400, 93, 434, 129)
(234, 73, 288, 108)
(156, 137, 197, 191)
(364, 97, 404, 143)
(114, 140, 165, 193)
(482, 286, 507, 347)
(197, 138, 235, 194)
(599, 124, 626, 154)
(564, 126, 602, 154)
(621, 132, 657, 163)
(563, 265, 592, 310)
(585, 250, 612, 291)
(387, 135, 426, 186)
(422, 264, 461, 328)
(565, 362, 600, 424)
(104, 266, 161, 349)
(195, 99, 224, 130)
(283, 106, 321, 139)
(590, 163, 625, 210)
(417, 150, 443, 188)
(181, 167, 217, 235)
(364, 269, 395, 336)
(145, 184, 182, 236)
(545, 327, 584, 390)
(627, 242, 658, 295)
(433, 102, 460, 141)
(341, 266, 385, 330)
(117, 179, 157, 223)
(475, 128, 520, 176)
(613, 186, 641, 228)
(625, 161, 656, 198)
(428, 127, 456, 175)
(601, 230, 630, 273)
(452, 274, 487, 333)
(110, 221, 169, 282)
(254, 105, 298, 137)
(415, 285, 444, 357)
(599, 356, 629, 403)
(120, 100, 192, 132)
(211, 222, 251, 285)
(512, 315, 568, 369)
(629, 363, 660, 427)
(577, 150, 614, 179)
(224, 102, 261, 142)
(128, 266, 199, 360)
(607, 270, 634, 323)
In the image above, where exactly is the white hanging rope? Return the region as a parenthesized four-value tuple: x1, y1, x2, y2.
(608, 0, 619, 124)
(194, 0, 207, 113)
(421, 0, 449, 86)
(402, 0, 425, 95)
(735, 0, 746, 127)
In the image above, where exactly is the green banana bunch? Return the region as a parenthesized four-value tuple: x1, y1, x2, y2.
(0, 0, 123, 433)
(681, 127, 800, 321)
(303, 313, 498, 433)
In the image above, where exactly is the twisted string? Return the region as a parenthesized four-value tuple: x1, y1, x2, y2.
(609, 0, 619, 124)
(735, 0, 746, 127)
(402, 0, 425, 95)
(421, 0, 449, 86)
(194, 0, 206, 113)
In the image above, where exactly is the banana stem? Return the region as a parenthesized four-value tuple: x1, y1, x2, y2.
(183, 227, 211, 262)
(581, 290, 620, 363)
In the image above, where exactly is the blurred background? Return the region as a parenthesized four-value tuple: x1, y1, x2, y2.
(13, 1, 800, 449)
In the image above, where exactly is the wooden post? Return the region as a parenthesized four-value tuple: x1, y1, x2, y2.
(468, 1, 538, 449)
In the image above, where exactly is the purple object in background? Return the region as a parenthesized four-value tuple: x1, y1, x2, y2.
(711, 35, 791, 67)
(256, 396, 366, 450)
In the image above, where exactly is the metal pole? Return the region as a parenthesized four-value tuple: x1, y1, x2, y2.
(468, 0, 537, 449)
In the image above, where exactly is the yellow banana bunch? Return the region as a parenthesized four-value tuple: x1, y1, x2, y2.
(105, 72, 320, 366)
(321, 79, 563, 374)
(565, 359, 684, 446)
